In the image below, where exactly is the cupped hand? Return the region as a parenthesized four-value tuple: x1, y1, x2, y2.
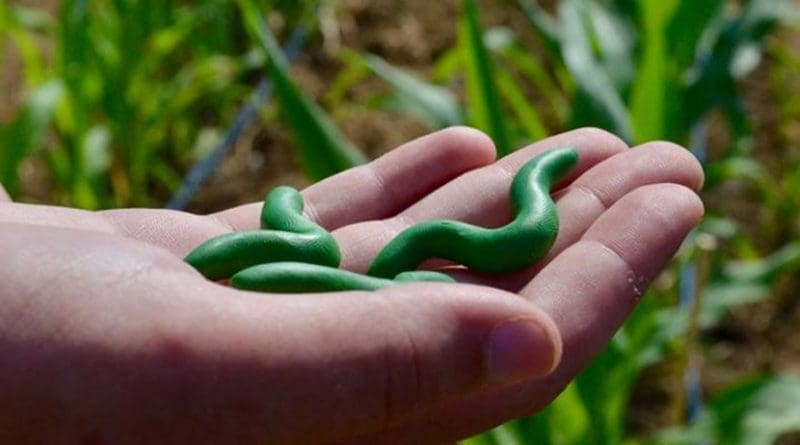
(0, 127, 704, 445)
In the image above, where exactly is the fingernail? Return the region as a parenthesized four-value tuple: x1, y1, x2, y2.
(487, 318, 557, 384)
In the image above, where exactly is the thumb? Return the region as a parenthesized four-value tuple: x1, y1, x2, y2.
(198, 283, 562, 444)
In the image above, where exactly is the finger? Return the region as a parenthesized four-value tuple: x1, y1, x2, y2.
(334, 127, 629, 272)
(0, 183, 10, 202)
(540, 141, 703, 262)
(443, 141, 705, 289)
(343, 183, 704, 445)
(210, 284, 562, 443)
(214, 127, 497, 231)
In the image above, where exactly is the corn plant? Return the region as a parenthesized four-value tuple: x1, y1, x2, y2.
(0, 0, 308, 207)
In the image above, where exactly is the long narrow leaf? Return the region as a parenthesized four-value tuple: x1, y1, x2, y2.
(363, 54, 462, 128)
(0, 80, 64, 196)
(588, 1, 636, 91)
(653, 374, 800, 445)
(500, 44, 569, 123)
(629, 0, 679, 142)
(238, 0, 365, 181)
(515, 0, 561, 57)
(460, 0, 512, 155)
(667, 0, 725, 72)
(495, 68, 548, 142)
(559, 0, 632, 141)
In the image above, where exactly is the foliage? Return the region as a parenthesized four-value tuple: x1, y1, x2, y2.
(1, 0, 278, 207)
(652, 374, 800, 445)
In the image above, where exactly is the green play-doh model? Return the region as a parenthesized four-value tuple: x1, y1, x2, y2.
(185, 147, 578, 293)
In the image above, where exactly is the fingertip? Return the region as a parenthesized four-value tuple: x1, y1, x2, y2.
(633, 141, 706, 191)
(562, 127, 630, 156)
(675, 184, 706, 229)
(639, 182, 705, 225)
(434, 126, 498, 165)
(504, 127, 629, 186)
(583, 182, 705, 281)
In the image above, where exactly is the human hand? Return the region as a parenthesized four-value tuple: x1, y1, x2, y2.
(0, 127, 703, 444)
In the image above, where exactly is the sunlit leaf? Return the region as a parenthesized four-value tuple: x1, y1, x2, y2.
(629, 0, 678, 142)
(558, 0, 632, 141)
(496, 68, 548, 141)
(238, 0, 365, 180)
(717, 374, 800, 445)
(363, 54, 462, 128)
(0, 80, 65, 197)
(460, 0, 512, 155)
(666, 0, 725, 72)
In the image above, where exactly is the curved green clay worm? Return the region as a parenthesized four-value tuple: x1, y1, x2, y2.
(185, 186, 339, 281)
(230, 262, 455, 293)
(368, 147, 579, 278)
(186, 148, 577, 292)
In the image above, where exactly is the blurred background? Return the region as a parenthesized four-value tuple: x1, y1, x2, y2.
(2, 0, 800, 443)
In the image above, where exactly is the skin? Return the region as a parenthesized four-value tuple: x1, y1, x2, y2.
(0, 127, 704, 445)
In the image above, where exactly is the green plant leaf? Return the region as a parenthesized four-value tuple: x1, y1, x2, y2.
(723, 241, 800, 283)
(558, 0, 632, 141)
(485, 28, 569, 125)
(363, 54, 463, 128)
(543, 382, 592, 444)
(495, 68, 548, 142)
(238, 0, 365, 180)
(714, 374, 800, 445)
(629, 0, 678, 142)
(666, 0, 725, 72)
(515, 0, 561, 56)
(0, 80, 65, 196)
(587, 1, 636, 91)
(459, 0, 512, 155)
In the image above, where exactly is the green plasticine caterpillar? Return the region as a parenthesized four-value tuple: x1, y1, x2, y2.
(184, 147, 579, 292)
(368, 147, 578, 278)
(184, 186, 340, 281)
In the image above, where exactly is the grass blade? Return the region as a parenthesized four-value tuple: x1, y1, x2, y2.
(238, 0, 365, 181)
(0, 80, 64, 197)
(558, 0, 632, 141)
(667, 0, 725, 72)
(363, 54, 463, 128)
(587, 1, 636, 91)
(495, 68, 548, 141)
(500, 43, 569, 124)
(459, 0, 512, 155)
(515, 0, 561, 57)
(629, 0, 679, 142)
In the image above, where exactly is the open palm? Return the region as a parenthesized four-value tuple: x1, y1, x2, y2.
(0, 127, 703, 445)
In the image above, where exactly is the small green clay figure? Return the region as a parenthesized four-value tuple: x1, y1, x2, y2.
(184, 147, 579, 292)
(184, 186, 340, 281)
(368, 147, 577, 278)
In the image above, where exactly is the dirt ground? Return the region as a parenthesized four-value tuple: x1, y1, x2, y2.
(3, 0, 800, 441)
